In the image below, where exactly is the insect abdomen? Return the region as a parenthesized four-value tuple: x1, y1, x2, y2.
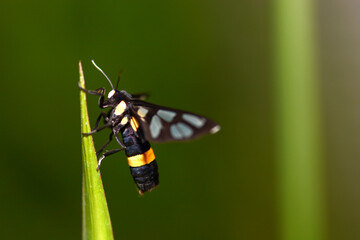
(121, 124, 159, 194)
(130, 160, 159, 195)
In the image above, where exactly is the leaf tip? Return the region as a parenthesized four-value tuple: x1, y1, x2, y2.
(79, 60, 85, 87)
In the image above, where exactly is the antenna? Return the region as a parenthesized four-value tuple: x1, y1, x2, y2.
(91, 60, 114, 89)
(115, 71, 123, 90)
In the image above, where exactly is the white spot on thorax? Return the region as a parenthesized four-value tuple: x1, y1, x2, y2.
(120, 117, 128, 125)
(114, 101, 126, 116)
(108, 90, 115, 98)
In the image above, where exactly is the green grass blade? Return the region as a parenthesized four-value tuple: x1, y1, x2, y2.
(273, 1, 326, 240)
(79, 61, 114, 240)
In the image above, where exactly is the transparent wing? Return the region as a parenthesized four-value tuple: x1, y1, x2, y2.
(130, 100, 221, 143)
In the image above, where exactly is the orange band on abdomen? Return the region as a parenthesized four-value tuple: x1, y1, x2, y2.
(127, 148, 156, 167)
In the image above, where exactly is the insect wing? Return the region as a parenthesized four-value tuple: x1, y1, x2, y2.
(130, 100, 221, 142)
(131, 92, 150, 100)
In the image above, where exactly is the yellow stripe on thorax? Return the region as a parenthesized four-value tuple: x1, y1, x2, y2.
(127, 147, 155, 167)
(130, 117, 139, 131)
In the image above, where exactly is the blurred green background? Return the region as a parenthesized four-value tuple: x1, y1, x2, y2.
(0, 0, 359, 239)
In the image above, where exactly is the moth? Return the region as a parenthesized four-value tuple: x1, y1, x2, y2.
(79, 60, 221, 194)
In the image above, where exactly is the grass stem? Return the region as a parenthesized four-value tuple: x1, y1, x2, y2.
(273, 1, 326, 240)
(79, 61, 114, 240)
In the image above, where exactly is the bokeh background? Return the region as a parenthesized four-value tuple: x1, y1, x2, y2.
(0, 1, 359, 240)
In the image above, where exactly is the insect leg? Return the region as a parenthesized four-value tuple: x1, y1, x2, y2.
(111, 124, 127, 148)
(94, 111, 109, 129)
(97, 148, 124, 171)
(114, 132, 126, 148)
(82, 123, 111, 136)
(96, 132, 114, 157)
(78, 82, 104, 95)
(78, 83, 106, 108)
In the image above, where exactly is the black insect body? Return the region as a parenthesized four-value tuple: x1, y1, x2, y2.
(80, 61, 221, 194)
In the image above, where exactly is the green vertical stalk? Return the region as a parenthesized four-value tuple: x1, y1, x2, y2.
(79, 61, 114, 240)
(273, 1, 326, 240)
